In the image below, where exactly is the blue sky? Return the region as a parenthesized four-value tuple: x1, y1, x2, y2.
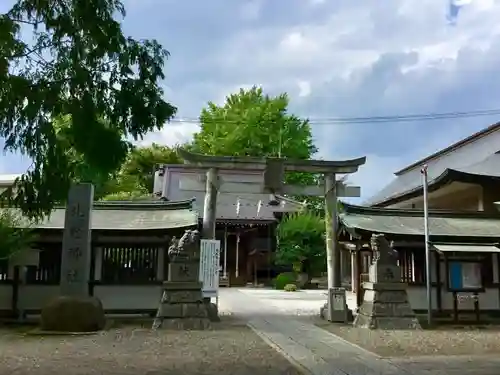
(2, 0, 500, 201)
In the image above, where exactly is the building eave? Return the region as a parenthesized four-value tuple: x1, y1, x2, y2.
(340, 203, 500, 239)
(371, 167, 500, 208)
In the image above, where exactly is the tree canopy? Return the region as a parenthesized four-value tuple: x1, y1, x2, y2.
(120, 143, 182, 193)
(0, 0, 176, 219)
(191, 86, 317, 159)
(48, 117, 181, 199)
(99, 143, 183, 200)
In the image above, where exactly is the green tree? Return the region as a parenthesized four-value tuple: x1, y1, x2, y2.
(99, 143, 182, 200)
(0, 0, 176, 219)
(275, 212, 326, 278)
(0, 210, 37, 259)
(120, 143, 182, 193)
(191, 86, 317, 160)
(51, 118, 179, 199)
(99, 190, 152, 201)
(52, 114, 123, 199)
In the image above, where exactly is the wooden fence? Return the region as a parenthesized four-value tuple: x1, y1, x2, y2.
(0, 244, 166, 317)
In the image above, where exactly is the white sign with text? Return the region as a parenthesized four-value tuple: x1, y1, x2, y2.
(199, 239, 221, 299)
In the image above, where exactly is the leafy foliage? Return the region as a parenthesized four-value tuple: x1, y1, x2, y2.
(283, 283, 298, 292)
(97, 143, 182, 200)
(0, 209, 37, 259)
(99, 190, 152, 201)
(119, 143, 182, 193)
(273, 272, 297, 290)
(191, 86, 317, 159)
(0, 0, 176, 219)
(276, 212, 326, 276)
(51, 114, 125, 199)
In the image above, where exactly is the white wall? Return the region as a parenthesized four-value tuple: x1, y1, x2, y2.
(0, 284, 162, 313)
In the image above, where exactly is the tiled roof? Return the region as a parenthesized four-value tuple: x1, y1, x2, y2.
(10, 200, 198, 230)
(365, 152, 500, 206)
(340, 203, 500, 239)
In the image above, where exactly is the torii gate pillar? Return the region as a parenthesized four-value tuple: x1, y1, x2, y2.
(202, 168, 218, 239)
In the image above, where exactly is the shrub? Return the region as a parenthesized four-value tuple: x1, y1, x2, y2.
(274, 272, 297, 290)
(284, 283, 298, 292)
(276, 212, 326, 277)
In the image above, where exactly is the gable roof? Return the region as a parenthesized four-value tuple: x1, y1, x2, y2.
(366, 151, 500, 207)
(10, 199, 198, 230)
(395, 122, 500, 176)
(340, 203, 500, 239)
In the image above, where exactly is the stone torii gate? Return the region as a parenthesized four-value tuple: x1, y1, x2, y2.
(177, 148, 366, 321)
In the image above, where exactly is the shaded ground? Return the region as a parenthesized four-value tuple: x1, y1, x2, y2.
(316, 319, 500, 358)
(0, 317, 301, 375)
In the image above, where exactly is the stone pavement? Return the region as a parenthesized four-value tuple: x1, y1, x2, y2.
(219, 289, 408, 375)
(218, 289, 500, 375)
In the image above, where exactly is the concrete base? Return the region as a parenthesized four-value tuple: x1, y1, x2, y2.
(153, 281, 212, 330)
(320, 302, 353, 322)
(155, 317, 211, 330)
(319, 287, 353, 323)
(205, 301, 220, 322)
(353, 282, 421, 330)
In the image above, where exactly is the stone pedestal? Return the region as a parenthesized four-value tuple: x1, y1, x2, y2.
(320, 287, 352, 323)
(152, 230, 212, 330)
(353, 234, 421, 330)
(153, 281, 211, 330)
(353, 282, 421, 329)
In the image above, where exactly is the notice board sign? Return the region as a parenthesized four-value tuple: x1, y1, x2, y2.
(449, 261, 482, 291)
(199, 239, 221, 299)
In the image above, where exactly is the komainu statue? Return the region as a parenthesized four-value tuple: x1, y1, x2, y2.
(371, 233, 397, 264)
(168, 229, 200, 261)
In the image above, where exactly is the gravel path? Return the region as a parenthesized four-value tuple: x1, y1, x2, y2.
(317, 321, 500, 358)
(0, 319, 302, 375)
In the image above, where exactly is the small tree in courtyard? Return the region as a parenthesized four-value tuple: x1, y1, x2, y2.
(275, 212, 326, 279)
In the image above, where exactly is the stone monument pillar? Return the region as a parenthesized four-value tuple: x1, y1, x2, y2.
(152, 230, 211, 330)
(353, 234, 421, 330)
(60, 183, 93, 296)
(40, 183, 106, 333)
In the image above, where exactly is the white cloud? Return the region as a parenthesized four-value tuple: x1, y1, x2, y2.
(297, 80, 311, 97)
(218, 0, 500, 86)
(137, 120, 200, 147)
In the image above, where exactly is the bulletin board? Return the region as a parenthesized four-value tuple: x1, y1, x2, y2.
(448, 261, 482, 291)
